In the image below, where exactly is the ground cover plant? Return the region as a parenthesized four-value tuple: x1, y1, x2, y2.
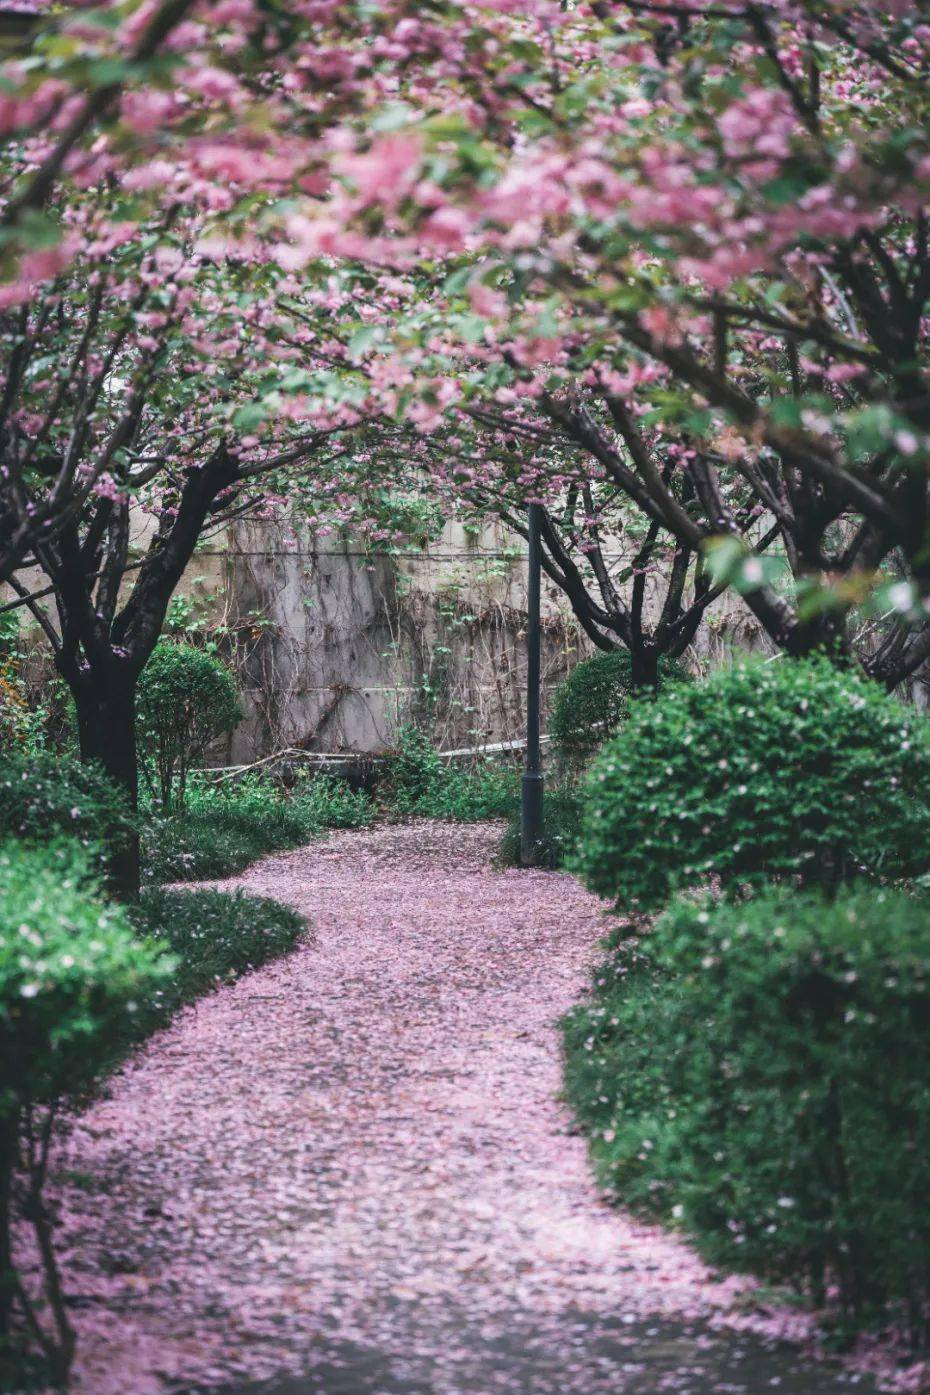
(128, 887, 306, 1031)
(562, 886, 930, 1345)
(142, 771, 375, 883)
(382, 725, 520, 822)
(573, 657, 930, 909)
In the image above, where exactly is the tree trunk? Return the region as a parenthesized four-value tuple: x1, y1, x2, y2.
(73, 679, 141, 900)
(0, 1110, 15, 1343)
(629, 642, 660, 692)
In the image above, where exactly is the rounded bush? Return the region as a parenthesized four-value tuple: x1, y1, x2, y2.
(574, 657, 930, 908)
(549, 649, 687, 758)
(138, 642, 241, 809)
(563, 886, 930, 1327)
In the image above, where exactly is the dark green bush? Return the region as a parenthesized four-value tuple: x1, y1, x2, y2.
(128, 886, 305, 1029)
(382, 724, 445, 810)
(415, 761, 519, 821)
(0, 842, 172, 1118)
(0, 749, 134, 868)
(291, 771, 374, 829)
(138, 642, 241, 810)
(562, 886, 930, 1336)
(549, 649, 688, 759)
(497, 783, 583, 868)
(574, 657, 930, 909)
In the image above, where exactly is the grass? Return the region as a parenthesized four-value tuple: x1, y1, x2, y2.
(128, 885, 307, 1031)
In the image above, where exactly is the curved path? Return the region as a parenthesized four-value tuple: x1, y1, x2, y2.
(57, 823, 874, 1395)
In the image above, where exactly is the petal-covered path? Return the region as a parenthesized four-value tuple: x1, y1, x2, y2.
(57, 822, 874, 1395)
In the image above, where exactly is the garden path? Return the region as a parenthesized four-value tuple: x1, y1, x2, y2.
(58, 822, 875, 1395)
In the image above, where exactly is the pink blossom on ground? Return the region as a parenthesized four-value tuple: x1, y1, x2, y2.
(45, 824, 908, 1393)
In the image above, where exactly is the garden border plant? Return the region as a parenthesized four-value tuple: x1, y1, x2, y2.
(0, 840, 306, 1390)
(0, 843, 172, 1387)
(137, 642, 242, 812)
(549, 649, 688, 763)
(562, 885, 930, 1344)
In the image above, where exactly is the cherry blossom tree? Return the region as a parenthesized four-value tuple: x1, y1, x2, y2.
(310, 0, 930, 684)
(0, 0, 478, 894)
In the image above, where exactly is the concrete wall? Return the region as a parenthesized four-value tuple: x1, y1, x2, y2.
(2, 513, 774, 761)
(197, 517, 587, 761)
(184, 516, 771, 762)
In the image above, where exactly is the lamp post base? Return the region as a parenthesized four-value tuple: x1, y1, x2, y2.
(520, 769, 544, 866)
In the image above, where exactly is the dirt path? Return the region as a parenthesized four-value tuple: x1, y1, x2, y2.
(57, 822, 873, 1395)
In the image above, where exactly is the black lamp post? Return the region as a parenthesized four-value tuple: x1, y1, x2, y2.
(520, 501, 544, 864)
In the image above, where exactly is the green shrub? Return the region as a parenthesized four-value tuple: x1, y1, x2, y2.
(382, 724, 519, 821)
(574, 657, 930, 909)
(142, 777, 307, 882)
(0, 842, 172, 1381)
(0, 749, 134, 869)
(0, 842, 172, 1117)
(497, 782, 583, 867)
(415, 761, 519, 821)
(128, 886, 305, 1029)
(291, 771, 374, 829)
(137, 642, 241, 810)
(562, 886, 930, 1336)
(382, 724, 445, 810)
(142, 770, 374, 882)
(549, 649, 688, 759)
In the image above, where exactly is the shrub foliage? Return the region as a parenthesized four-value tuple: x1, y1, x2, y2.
(549, 649, 687, 759)
(142, 771, 374, 882)
(383, 724, 518, 821)
(128, 886, 305, 1027)
(497, 783, 583, 869)
(574, 657, 930, 909)
(0, 843, 171, 1380)
(562, 887, 930, 1335)
(137, 642, 241, 809)
(0, 749, 134, 869)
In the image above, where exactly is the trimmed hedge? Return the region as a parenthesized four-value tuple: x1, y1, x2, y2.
(1, 839, 306, 1387)
(0, 843, 172, 1120)
(563, 886, 930, 1336)
(574, 657, 930, 909)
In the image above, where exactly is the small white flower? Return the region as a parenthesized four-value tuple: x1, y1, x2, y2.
(889, 581, 914, 614)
